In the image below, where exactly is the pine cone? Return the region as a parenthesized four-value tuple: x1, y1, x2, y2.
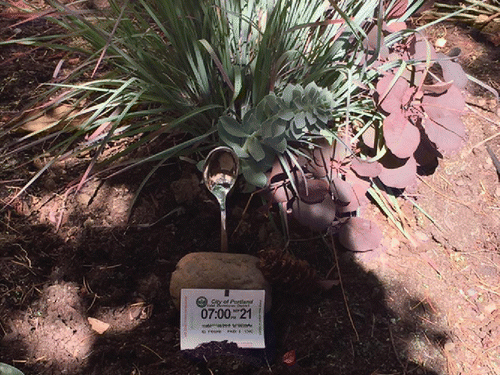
(258, 248, 320, 295)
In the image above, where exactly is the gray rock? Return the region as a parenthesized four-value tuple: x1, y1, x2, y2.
(170, 252, 272, 312)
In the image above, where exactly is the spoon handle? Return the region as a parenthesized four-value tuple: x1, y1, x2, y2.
(220, 202, 228, 252)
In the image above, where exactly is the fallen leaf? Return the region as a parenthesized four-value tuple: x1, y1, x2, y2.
(282, 349, 296, 366)
(88, 317, 110, 334)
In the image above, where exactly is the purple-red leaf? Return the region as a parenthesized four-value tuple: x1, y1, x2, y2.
(421, 81, 454, 95)
(365, 25, 390, 59)
(383, 111, 420, 158)
(378, 154, 417, 189)
(331, 177, 354, 204)
(345, 170, 371, 207)
(386, 21, 407, 33)
(308, 144, 331, 178)
(292, 196, 337, 232)
(298, 178, 330, 204)
(267, 158, 295, 203)
(423, 115, 466, 155)
(411, 36, 438, 62)
(362, 125, 377, 149)
(338, 217, 383, 252)
(423, 85, 465, 119)
(385, 0, 408, 20)
(437, 54, 468, 89)
(351, 158, 382, 178)
(376, 74, 408, 113)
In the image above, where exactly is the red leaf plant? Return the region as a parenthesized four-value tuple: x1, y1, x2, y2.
(368, 31, 468, 189)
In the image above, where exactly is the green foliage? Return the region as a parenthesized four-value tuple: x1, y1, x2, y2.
(4, 0, 464, 247)
(0, 363, 25, 375)
(1, 0, 392, 194)
(218, 82, 336, 186)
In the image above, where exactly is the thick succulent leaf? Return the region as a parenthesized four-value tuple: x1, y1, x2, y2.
(261, 118, 286, 139)
(298, 178, 329, 204)
(376, 74, 408, 113)
(268, 180, 294, 203)
(278, 109, 295, 121)
(330, 177, 354, 204)
(361, 125, 377, 149)
(246, 136, 266, 162)
(345, 169, 371, 207)
(365, 24, 389, 60)
(351, 158, 382, 178)
(0, 363, 25, 375)
(305, 111, 316, 127)
(292, 196, 337, 232)
(421, 81, 454, 95)
(338, 217, 383, 252)
(383, 111, 420, 158)
(308, 144, 332, 178)
(304, 82, 321, 102)
(378, 154, 417, 189)
(218, 116, 248, 137)
(423, 115, 466, 155)
(242, 110, 261, 133)
(386, 21, 407, 33)
(423, 85, 465, 119)
(242, 162, 268, 188)
(293, 112, 307, 129)
(264, 135, 287, 153)
(437, 54, 468, 89)
(385, 0, 408, 20)
(282, 84, 299, 106)
(411, 36, 438, 62)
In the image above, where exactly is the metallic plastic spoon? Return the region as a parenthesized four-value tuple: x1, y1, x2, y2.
(203, 146, 239, 252)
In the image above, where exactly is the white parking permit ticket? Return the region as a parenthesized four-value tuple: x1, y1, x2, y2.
(180, 289, 265, 350)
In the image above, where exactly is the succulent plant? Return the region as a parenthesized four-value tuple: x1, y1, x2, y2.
(218, 82, 337, 187)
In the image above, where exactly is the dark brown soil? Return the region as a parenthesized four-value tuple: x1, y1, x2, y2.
(1, 3, 500, 375)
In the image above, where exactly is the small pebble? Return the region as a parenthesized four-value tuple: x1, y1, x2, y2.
(484, 302, 497, 315)
(444, 342, 455, 352)
(435, 38, 447, 48)
(390, 238, 400, 249)
(467, 288, 477, 298)
(414, 231, 429, 242)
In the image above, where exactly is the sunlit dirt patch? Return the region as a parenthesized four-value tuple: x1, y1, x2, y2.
(3, 282, 94, 373)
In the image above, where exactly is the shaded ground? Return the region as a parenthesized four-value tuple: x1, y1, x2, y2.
(1, 4, 500, 375)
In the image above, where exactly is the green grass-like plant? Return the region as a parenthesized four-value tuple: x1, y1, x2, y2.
(2, 0, 468, 251)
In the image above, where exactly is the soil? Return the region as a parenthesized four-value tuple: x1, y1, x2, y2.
(1, 4, 500, 375)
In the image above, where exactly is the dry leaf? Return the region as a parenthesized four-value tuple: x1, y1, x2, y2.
(88, 317, 110, 334)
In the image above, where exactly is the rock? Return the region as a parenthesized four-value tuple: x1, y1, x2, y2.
(170, 252, 272, 312)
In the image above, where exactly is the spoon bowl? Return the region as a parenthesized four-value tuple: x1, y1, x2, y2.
(203, 146, 239, 252)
